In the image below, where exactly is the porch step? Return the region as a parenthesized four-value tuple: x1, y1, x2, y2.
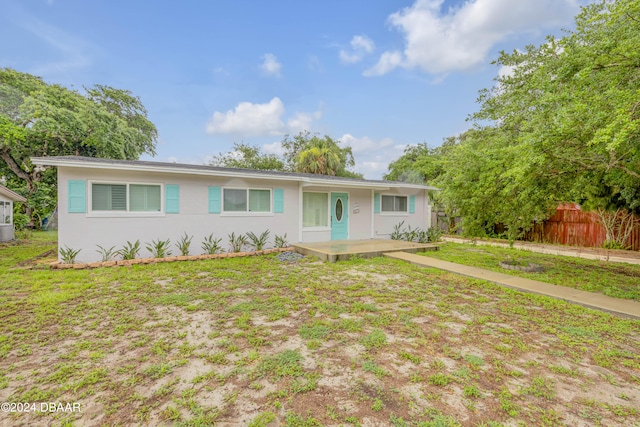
(292, 239, 439, 263)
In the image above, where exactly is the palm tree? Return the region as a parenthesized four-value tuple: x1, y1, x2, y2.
(296, 146, 341, 175)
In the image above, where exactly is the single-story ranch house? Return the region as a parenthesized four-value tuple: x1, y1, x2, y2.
(0, 184, 27, 242)
(31, 156, 437, 263)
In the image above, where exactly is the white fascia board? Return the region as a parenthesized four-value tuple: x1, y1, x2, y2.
(300, 180, 390, 190)
(31, 157, 302, 183)
(31, 157, 439, 191)
(300, 178, 436, 191)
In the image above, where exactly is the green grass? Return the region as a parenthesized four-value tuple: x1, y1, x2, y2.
(420, 242, 640, 300)
(0, 232, 639, 426)
(0, 230, 57, 269)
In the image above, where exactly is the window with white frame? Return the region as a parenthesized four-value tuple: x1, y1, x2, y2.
(381, 195, 407, 213)
(91, 182, 161, 212)
(0, 201, 11, 224)
(303, 192, 328, 227)
(223, 188, 271, 213)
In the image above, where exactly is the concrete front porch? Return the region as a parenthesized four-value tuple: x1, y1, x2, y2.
(292, 239, 439, 262)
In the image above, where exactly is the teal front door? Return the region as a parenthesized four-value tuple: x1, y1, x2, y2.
(330, 193, 348, 240)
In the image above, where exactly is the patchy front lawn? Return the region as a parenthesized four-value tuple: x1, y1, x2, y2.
(422, 242, 640, 301)
(0, 234, 639, 426)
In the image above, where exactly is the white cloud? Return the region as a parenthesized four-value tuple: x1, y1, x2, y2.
(363, 51, 404, 76)
(262, 141, 285, 156)
(339, 134, 404, 179)
(206, 98, 285, 136)
(340, 133, 394, 154)
(357, 161, 390, 179)
(339, 35, 375, 64)
(287, 111, 322, 134)
(206, 97, 321, 137)
(260, 53, 282, 77)
(366, 0, 580, 76)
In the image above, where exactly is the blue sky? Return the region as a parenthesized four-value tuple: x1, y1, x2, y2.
(2, 0, 589, 178)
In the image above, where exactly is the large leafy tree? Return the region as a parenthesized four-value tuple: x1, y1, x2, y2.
(473, 0, 640, 212)
(0, 68, 158, 225)
(209, 142, 285, 171)
(384, 140, 453, 184)
(400, 0, 640, 240)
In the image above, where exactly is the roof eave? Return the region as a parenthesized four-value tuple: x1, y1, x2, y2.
(30, 157, 439, 191)
(0, 186, 27, 202)
(31, 157, 303, 183)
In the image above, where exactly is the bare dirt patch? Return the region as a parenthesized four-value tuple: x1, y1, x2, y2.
(0, 254, 639, 426)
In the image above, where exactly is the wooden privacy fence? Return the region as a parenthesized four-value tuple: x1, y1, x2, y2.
(524, 204, 640, 251)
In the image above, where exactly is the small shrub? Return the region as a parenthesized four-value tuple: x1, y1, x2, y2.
(274, 233, 289, 248)
(402, 225, 419, 242)
(59, 246, 81, 264)
(427, 227, 442, 242)
(391, 221, 405, 240)
(118, 240, 141, 260)
(176, 232, 193, 256)
(202, 234, 222, 254)
(228, 232, 248, 253)
(95, 245, 116, 262)
(416, 229, 429, 243)
(146, 238, 172, 258)
(246, 230, 270, 251)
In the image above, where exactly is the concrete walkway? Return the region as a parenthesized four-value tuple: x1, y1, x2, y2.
(441, 236, 640, 265)
(384, 251, 640, 319)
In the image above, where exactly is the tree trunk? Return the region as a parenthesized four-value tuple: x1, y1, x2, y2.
(0, 148, 38, 226)
(595, 208, 639, 249)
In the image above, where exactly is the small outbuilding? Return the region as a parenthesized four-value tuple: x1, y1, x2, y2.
(0, 184, 27, 242)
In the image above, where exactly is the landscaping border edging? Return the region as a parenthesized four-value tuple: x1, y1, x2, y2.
(50, 247, 296, 270)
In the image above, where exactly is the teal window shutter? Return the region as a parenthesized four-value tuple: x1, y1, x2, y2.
(273, 189, 284, 213)
(208, 186, 221, 213)
(68, 180, 86, 213)
(373, 193, 380, 213)
(409, 195, 416, 214)
(165, 184, 179, 213)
